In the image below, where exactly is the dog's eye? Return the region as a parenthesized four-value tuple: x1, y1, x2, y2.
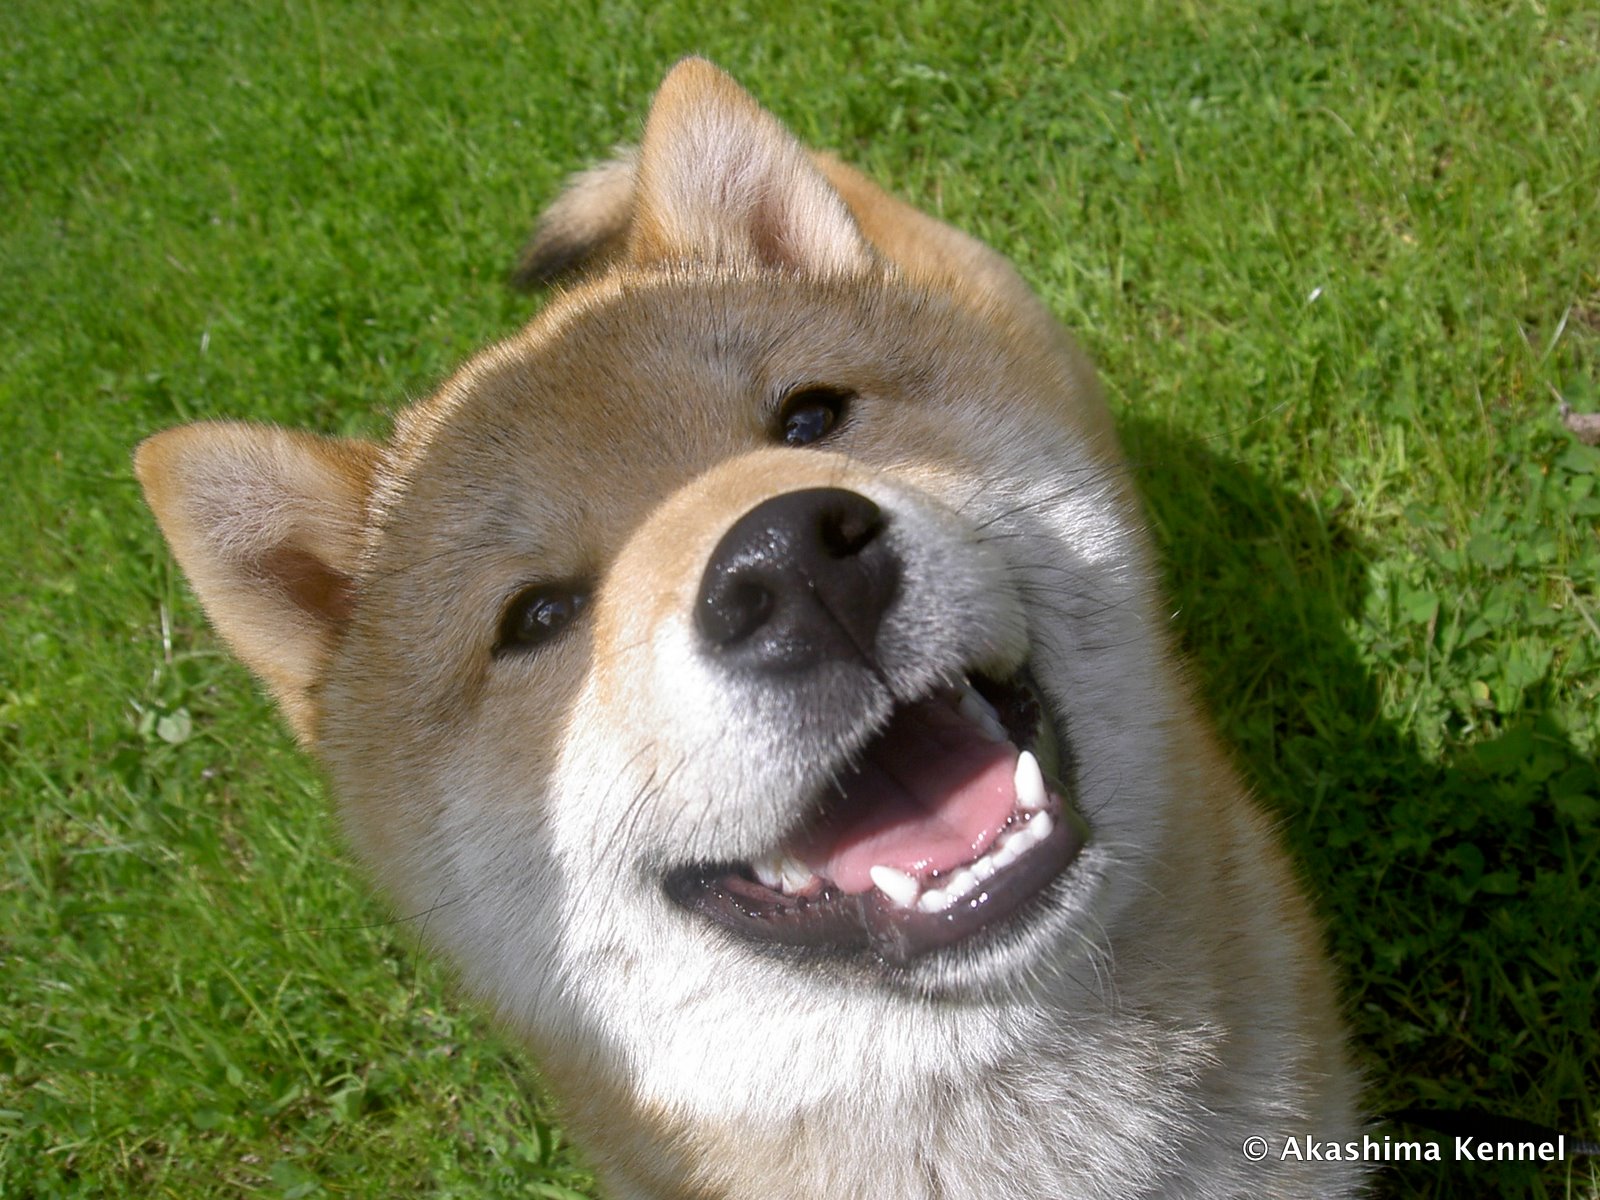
(496, 584, 589, 655)
(776, 386, 853, 446)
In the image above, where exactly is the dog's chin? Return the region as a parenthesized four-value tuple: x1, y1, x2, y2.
(662, 667, 1093, 993)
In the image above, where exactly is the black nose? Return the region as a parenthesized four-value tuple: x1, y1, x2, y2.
(695, 488, 900, 673)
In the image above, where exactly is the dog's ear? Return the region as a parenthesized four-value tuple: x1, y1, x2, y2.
(134, 422, 380, 743)
(628, 57, 873, 275)
(512, 145, 639, 289)
(515, 60, 872, 285)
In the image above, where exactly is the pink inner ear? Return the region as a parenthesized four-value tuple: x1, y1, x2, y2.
(628, 60, 871, 276)
(748, 186, 803, 271)
(257, 544, 355, 623)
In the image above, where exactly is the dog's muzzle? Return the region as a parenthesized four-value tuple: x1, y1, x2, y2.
(666, 486, 1088, 970)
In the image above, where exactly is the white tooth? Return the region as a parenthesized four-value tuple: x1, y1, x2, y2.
(869, 865, 920, 908)
(779, 855, 814, 894)
(971, 854, 1000, 882)
(958, 685, 1008, 743)
(1014, 750, 1047, 811)
(946, 866, 979, 899)
(992, 838, 1022, 869)
(917, 886, 952, 913)
(1012, 816, 1043, 850)
(1027, 811, 1054, 844)
(753, 856, 784, 891)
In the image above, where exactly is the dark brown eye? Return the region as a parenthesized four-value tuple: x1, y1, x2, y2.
(496, 584, 589, 655)
(776, 386, 853, 446)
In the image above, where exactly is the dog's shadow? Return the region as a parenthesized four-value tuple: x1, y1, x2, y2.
(1119, 416, 1597, 1199)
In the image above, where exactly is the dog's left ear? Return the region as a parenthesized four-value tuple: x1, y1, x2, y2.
(626, 57, 874, 276)
(513, 59, 873, 287)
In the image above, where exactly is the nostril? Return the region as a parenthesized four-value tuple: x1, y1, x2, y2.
(729, 580, 772, 620)
(694, 487, 899, 670)
(705, 579, 774, 646)
(819, 501, 884, 559)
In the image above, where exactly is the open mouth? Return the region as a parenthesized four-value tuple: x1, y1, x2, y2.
(663, 670, 1088, 969)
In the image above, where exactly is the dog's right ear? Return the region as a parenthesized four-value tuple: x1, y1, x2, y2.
(134, 423, 380, 743)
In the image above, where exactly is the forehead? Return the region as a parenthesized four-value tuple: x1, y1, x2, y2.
(370, 271, 955, 565)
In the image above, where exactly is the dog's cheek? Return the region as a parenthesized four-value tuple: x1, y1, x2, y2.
(314, 588, 586, 920)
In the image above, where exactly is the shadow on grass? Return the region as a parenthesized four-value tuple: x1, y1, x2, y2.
(1119, 416, 1599, 1199)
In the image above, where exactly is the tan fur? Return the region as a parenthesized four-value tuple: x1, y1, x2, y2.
(136, 58, 1362, 1198)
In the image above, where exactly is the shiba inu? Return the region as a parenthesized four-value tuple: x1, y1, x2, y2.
(135, 58, 1363, 1199)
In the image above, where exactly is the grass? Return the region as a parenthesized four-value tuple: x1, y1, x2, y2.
(2, 0, 1596, 1196)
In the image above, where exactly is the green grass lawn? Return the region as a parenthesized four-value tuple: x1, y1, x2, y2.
(3, 0, 1596, 1196)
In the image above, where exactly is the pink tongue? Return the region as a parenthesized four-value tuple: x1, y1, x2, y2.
(793, 699, 1019, 894)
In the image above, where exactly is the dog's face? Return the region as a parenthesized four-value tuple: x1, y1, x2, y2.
(137, 60, 1186, 1119)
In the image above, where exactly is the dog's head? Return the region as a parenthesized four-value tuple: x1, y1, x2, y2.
(137, 59, 1189, 1111)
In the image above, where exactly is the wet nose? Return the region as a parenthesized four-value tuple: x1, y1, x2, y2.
(694, 488, 900, 673)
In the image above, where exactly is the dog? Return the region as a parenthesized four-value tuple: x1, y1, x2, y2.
(135, 57, 1363, 1199)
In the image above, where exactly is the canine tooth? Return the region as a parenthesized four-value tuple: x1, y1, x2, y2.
(917, 886, 953, 914)
(1014, 750, 1047, 811)
(869, 865, 921, 908)
(779, 855, 814, 894)
(958, 684, 1008, 743)
(1033, 711, 1061, 780)
(870, 865, 919, 907)
(753, 856, 784, 891)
